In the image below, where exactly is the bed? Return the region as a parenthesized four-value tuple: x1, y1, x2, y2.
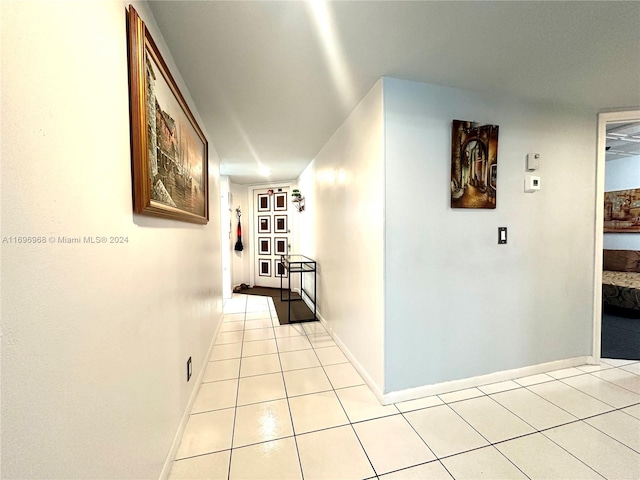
(602, 250, 640, 313)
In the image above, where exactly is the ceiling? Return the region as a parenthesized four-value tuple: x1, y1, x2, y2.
(606, 122, 640, 161)
(148, 1, 640, 184)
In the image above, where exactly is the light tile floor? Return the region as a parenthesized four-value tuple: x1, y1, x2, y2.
(169, 294, 640, 479)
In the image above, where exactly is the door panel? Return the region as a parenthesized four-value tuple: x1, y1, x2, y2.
(253, 187, 290, 288)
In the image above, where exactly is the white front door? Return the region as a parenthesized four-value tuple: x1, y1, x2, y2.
(253, 186, 290, 288)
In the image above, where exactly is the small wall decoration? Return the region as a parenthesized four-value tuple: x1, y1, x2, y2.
(274, 215, 288, 233)
(234, 207, 243, 252)
(258, 237, 271, 255)
(291, 189, 305, 212)
(259, 259, 271, 277)
(258, 216, 271, 233)
(127, 6, 208, 224)
(274, 237, 288, 255)
(450, 120, 499, 209)
(274, 192, 287, 211)
(257, 194, 270, 212)
(275, 260, 287, 278)
(604, 188, 640, 233)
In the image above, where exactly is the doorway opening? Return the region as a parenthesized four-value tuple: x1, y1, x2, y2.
(593, 110, 640, 361)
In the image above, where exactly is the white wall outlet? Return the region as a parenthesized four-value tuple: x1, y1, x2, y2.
(525, 175, 541, 192)
(526, 153, 541, 171)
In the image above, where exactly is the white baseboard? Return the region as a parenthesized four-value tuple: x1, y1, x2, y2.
(381, 355, 591, 405)
(158, 313, 224, 480)
(316, 306, 594, 406)
(299, 288, 316, 319)
(315, 310, 386, 402)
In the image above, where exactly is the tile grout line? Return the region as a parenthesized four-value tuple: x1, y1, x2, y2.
(225, 294, 248, 480)
(171, 296, 247, 469)
(277, 315, 638, 477)
(556, 372, 640, 409)
(182, 297, 640, 477)
(301, 321, 381, 479)
(585, 366, 640, 395)
(582, 407, 640, 454)
(498, 380, 639, 478)
(535, 422, 612, 479)
(397, 409, 454, 479)
(268, 296, 306, 480)
(443, 400, 532, 479)
(513, 384, 584, 421)
(491, 378, 640, 476)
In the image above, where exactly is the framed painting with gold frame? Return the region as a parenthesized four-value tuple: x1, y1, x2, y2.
(127, 6, 209, 224)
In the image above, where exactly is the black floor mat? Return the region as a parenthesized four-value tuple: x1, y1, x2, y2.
(244, 286, 316, 325)
(601, 311, 640, 360)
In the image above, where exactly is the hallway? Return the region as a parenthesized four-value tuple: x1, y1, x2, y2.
(168, 294, 640, 479)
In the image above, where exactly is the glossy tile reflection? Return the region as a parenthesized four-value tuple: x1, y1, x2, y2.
(170, 294, 640, 479)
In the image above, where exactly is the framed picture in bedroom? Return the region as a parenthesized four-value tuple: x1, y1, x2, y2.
(604, 188, 640, 233)
(127, 5, 209, 224)
(450, 120, 499, 209)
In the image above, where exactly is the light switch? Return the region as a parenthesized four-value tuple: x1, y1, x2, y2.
(527, 153, 541, 171)
(498, 227, 507, 244)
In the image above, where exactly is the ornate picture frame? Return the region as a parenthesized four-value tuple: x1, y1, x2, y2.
(450, 120, 499, 209)
(127, 6, 209, 224)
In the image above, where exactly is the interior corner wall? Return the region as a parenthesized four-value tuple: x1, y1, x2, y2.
(220, 176, 232, 298)
(603, 155, 640, 250)
(383, 77, 597, 393)
(0, 2, 222, 478)
(296, 79, 385, 392)
(230, 182, 250, 287)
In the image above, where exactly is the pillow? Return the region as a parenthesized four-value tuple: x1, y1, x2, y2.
(603, 250, 640, 273)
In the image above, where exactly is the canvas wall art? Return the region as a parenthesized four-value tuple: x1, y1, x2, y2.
(604, 188, 640, 233)
(127, 6, 209, 224)
(450, 120, 499, 209)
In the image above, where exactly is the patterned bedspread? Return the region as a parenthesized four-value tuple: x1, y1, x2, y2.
(602, 270, 640, 311)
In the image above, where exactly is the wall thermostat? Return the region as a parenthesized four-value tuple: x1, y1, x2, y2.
(525, 175, 541, 193)
(527, 153, 540, 171)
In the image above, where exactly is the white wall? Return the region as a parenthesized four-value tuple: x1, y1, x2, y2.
(383, 77, 596, 393)
(0, 2, 222, 478)
(296, 80, 386, 392)
(603, 155, 640, 250)
(220, 176, 232, 298)
(230, 182, 250, 286)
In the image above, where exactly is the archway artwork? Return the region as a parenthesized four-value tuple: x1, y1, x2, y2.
(450, 120, 499, 209)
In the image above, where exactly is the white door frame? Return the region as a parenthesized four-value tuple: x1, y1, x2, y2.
(248, 181, 294, 287)
(592, 109, 640, 362)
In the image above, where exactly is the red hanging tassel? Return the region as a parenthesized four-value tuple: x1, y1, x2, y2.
(234, 208, 243, 251)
